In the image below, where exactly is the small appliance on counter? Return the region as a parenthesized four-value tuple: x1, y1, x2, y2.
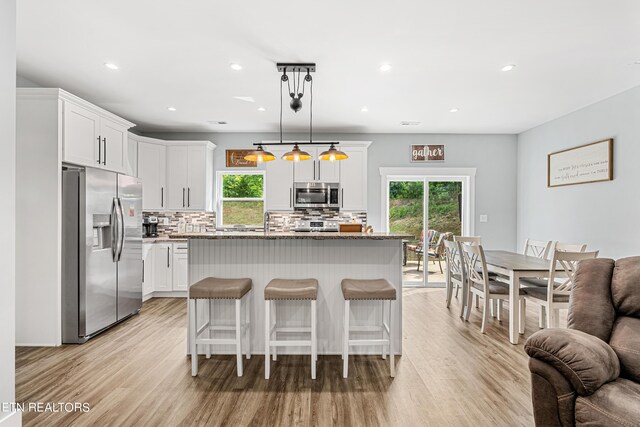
(293, 218, 339, 232)
(143, 216, 159, 237)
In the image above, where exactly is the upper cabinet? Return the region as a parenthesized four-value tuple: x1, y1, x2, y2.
(166, 143, 214, 211)
(59, 93, 134, 174)
(293, 148, 340, 182)
(339, 146, 368, 211)
(137, 139, 167, 211)
(265, 147, 294, 211)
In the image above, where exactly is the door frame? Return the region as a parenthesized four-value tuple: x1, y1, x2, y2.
(380, 167, 476, 287)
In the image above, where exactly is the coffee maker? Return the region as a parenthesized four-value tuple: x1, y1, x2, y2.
(143, 216, 159, 237)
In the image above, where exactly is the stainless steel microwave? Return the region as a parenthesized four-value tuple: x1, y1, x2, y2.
(293, 182, 341, 209)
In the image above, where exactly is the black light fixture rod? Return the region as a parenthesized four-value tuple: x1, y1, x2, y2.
(253, 142, 340, 146)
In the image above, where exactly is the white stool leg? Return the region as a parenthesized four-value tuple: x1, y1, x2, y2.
(190, 299, 198, 376)
(245, 292, 251, 359)
(381, 300, 386, 360)
(343, 299, 350, 378)
(389, 299, 395, 378)
(206, 299, 212, 359)
(271, 300, 277, 361)
(311, 299, 317, 380)
(264, 299, 270, 380)
(235, 299, 243, 377)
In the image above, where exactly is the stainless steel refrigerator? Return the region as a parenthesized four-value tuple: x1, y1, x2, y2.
(62, 166, 143, 343)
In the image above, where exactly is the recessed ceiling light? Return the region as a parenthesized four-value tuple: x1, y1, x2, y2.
(379, 63, 392, 72)
(104, 63, 119, 70)
(257, 107, 266, 112)
(167, 107, 177, 112)
(233, 96, 255, 103)
(449, 107, 459, 113)
(400, 121, 421, 126)
(501, 64, 516, 72)
(230, 63, 243, 71)
(361, 107, 369, 112)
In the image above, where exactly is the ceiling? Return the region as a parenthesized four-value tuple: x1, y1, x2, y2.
(16, 0, 640, 134)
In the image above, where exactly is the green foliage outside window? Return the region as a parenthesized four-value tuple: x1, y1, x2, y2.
(222, 174, 263, 198)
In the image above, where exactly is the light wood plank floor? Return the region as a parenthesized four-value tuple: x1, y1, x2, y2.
(16, 289, 549, 426)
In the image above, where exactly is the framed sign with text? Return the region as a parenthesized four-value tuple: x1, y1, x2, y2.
(226, 150, 257, 168)
(547, 139, 613, 187)
(411, 145, 445, 162)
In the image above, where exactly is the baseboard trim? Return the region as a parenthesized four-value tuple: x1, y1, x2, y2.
(0, 410, 22, 427)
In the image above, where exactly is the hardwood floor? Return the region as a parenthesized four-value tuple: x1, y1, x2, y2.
(16, 289, 549, 426)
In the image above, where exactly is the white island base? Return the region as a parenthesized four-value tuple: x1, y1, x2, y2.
(185, 235, 404, 356)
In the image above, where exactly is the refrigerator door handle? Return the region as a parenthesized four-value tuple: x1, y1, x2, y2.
(116, 198, 125, 262)
(111, 198, 119, 261)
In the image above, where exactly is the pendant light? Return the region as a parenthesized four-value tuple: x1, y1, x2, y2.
(282, 144, 311, 162)
(319, 143, 348, 162)
(244, 144, 275, 163)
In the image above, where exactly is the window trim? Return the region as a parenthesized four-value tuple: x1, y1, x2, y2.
(216, 170, 265, 228)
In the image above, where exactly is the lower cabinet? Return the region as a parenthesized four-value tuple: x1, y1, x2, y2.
(143, 242, 189, 297)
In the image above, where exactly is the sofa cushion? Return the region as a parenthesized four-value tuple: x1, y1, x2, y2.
(609, 316, 640, 383)
(575, 378, 640, 427)
(612, 256, 640, 318)
(568, 258, 616, 342)
(524, 329, 620, 396)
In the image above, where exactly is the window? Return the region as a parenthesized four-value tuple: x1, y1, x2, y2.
(217, 172, 265, 227)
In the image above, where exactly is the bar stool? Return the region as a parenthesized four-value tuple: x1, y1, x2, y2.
(264, 278, 318, 380)
(188, 277, 252, 377)
(341, 278, 397, 378)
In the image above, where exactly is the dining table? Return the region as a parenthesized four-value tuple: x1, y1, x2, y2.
(483, 250, 556, 345)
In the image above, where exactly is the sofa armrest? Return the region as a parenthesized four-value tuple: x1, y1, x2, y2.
(529, 358, 576, 427)
(524, 329, 620, 396)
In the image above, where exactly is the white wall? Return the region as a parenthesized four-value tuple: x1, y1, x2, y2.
(517, 85, 640, 259)
(144, 132, 518, 251)
(0, 0, 18, 425)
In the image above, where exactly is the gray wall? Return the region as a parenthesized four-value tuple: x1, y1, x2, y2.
(0, 0, 17, 423)
(143, 131, 518, 250)
(517, 85, 640, 259)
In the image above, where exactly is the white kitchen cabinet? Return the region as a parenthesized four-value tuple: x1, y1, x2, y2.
(142, 243, 155, 297)
(292, 147, 340, 183)
(62, 100, 132, 173)
(153, 243, 173, 291)
(138, 141, 167, 211)
(339, 147, 368, 211)
(166, 144, 214, 211)
(125, 134, 138, 176)
(172, 243, 189, 291)
(265, 147, 294, 210)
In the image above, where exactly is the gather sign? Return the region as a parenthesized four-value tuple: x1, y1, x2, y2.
(411, 144, 445, 162)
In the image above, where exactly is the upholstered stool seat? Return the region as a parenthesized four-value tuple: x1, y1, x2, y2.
(264, 278, 318, 380)
(341, 278, 396, 300)
(189, 277, 252, 299)
(341, 278, 397, 378)
(188, 277, 252, 377)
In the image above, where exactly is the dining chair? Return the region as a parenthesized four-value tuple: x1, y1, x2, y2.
(521, 241, 587, 327)
(453, 236, 481, 244)
(460, 243, 527, 332)
(428, 232, 452, 274)
(443, 239, 466, 317)
(523, 239, 553, 259)
(523, 249, 599, 328)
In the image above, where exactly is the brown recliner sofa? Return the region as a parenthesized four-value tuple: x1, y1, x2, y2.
(524, 257, 640, 426)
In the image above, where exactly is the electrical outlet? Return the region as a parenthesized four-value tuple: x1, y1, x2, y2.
(479, 215, 488, 223)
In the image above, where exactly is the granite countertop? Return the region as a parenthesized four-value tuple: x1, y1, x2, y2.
(143, 236, 189, 243)
(168, 232, 413, 240)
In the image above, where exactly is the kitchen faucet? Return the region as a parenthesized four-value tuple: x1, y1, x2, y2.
(264, 211, 270, 232)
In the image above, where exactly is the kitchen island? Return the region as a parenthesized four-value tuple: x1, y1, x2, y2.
(170, 232, 411, 355)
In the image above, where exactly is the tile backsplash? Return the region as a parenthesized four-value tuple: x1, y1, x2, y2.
(143, 211, 216, 235)
(266, 209, 367, 232)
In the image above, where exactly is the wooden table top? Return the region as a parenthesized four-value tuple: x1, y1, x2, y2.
(484, 250, 551, 271)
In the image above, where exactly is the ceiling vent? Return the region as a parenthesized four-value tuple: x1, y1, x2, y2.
(400, 121, 421, 126)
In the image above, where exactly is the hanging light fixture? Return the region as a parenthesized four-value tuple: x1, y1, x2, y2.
(282, 143, 312, 162)
(319, 143, 348, 162)
(245, 63, 347, 162)
(244, 144, 275, 163)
